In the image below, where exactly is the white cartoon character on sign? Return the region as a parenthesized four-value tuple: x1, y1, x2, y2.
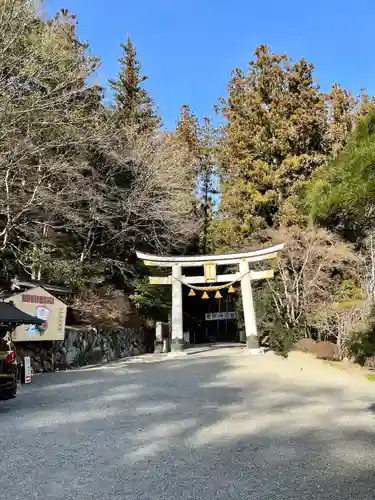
(27, 306, 50, 338)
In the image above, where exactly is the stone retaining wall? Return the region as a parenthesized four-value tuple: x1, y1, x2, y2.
(14, 326, 153, 373)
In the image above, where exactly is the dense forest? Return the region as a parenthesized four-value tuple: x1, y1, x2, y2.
(2, 0, 375, 362)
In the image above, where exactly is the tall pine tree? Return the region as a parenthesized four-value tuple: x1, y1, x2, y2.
(197, 117, 218, 254)
(109, 36, 160, 133)
(174, 105, 218, 254)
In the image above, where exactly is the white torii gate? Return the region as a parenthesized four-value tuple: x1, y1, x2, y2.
(136, 243, 284, 355)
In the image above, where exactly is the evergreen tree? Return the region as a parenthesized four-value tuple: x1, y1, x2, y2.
(326, 83, 357, 156)
(174, 106, 218, 254)
(175, 104, 199, 155)
(197, 117, 218, 254)
(216, 45, 331, 247)
(109, 36, 160, 133)
(306, 112, 375, 241)
(356, 88, 375, 118)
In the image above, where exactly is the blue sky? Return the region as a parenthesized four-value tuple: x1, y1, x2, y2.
(46, 0, 375, 130)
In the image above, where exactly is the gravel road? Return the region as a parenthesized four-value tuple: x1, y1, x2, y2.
(1, 346, 375, 500)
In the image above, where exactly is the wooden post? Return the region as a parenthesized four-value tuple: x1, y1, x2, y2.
(154, 321, 163, 354)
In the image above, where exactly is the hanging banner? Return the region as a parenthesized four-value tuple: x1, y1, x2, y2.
(204, 261, 217, 282)
(205, 312, 237, 321)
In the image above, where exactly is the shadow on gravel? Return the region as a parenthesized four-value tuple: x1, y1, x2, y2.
(185, 343, 247, 356)
(1, 350, 375, 500)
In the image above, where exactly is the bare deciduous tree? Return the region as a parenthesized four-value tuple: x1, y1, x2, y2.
(266, 226, 363, 335)
(72, 286, 131, 327)
(0, 1, 201, 290)
(0, 2, 105, 272)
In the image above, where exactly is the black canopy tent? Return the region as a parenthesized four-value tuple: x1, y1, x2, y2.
(0, 301, 44, 327)
(0, 302, 44, 385)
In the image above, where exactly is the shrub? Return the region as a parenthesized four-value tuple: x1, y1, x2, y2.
(268, 321, 303, 358)
(294, 338, 317, 353)
(365, 355, 375, 371)
(349, 315, 375, 365)
(314, 341, 340, 360)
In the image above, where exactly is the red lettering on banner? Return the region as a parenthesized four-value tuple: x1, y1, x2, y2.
(21, 294, 54, 305)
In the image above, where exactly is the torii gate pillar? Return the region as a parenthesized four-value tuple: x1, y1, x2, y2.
(136, 243, 284, 355)
(239, 259, 258, 349)
(171, 264, 184, 352)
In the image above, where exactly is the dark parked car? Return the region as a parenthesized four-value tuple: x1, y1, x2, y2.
(0, 335, 18, 400)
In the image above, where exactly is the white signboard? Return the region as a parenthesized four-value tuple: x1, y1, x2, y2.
(7, 287, 67, 342)
(24, 356, 31, 384)
(205, 312, 237, 321)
